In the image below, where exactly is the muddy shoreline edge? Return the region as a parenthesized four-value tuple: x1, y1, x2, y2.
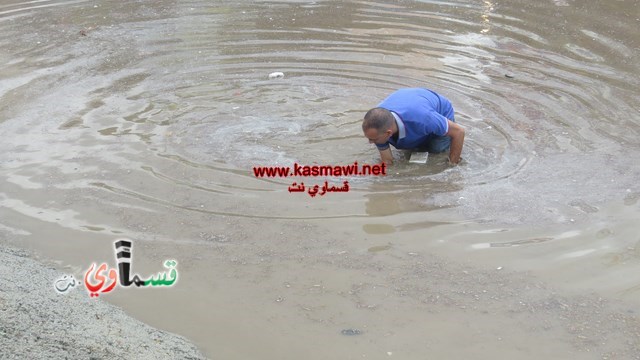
(0, 245, 208, 360)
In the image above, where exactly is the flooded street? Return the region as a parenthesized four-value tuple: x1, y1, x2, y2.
(1, 0, 639, 358)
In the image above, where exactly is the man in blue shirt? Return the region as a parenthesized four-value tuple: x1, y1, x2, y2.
(362, 88, 465, 165)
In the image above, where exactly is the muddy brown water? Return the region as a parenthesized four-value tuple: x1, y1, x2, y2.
(1, 0, 639, 359)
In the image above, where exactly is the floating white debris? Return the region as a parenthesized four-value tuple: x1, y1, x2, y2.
(268, 72, 285, 79)
(409, 151, 429, 164)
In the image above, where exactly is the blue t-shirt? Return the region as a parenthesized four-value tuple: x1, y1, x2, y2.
(375, 88, 454, 150)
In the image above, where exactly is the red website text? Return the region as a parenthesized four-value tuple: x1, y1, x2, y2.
(253, 162, 387, 178)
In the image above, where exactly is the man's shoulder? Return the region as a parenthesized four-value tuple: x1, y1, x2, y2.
(381, 88, 438, 104)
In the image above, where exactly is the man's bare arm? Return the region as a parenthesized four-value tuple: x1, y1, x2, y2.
(378, 147, 393, 165)
(445, 120, 465, 164)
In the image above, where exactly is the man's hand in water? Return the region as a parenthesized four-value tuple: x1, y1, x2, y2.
(445, 120, 465, 164)
(378, 147, 393, 166)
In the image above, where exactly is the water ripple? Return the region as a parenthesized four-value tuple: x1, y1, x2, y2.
(1, 0, 638, 224)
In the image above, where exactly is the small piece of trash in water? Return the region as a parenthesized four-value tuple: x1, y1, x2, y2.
(505, 74, 515, 78)
(268, 72, 284, 79)
(496, 266, 503, 270)
(341, 329, 362, 336)
(409, 151, 429, 164)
